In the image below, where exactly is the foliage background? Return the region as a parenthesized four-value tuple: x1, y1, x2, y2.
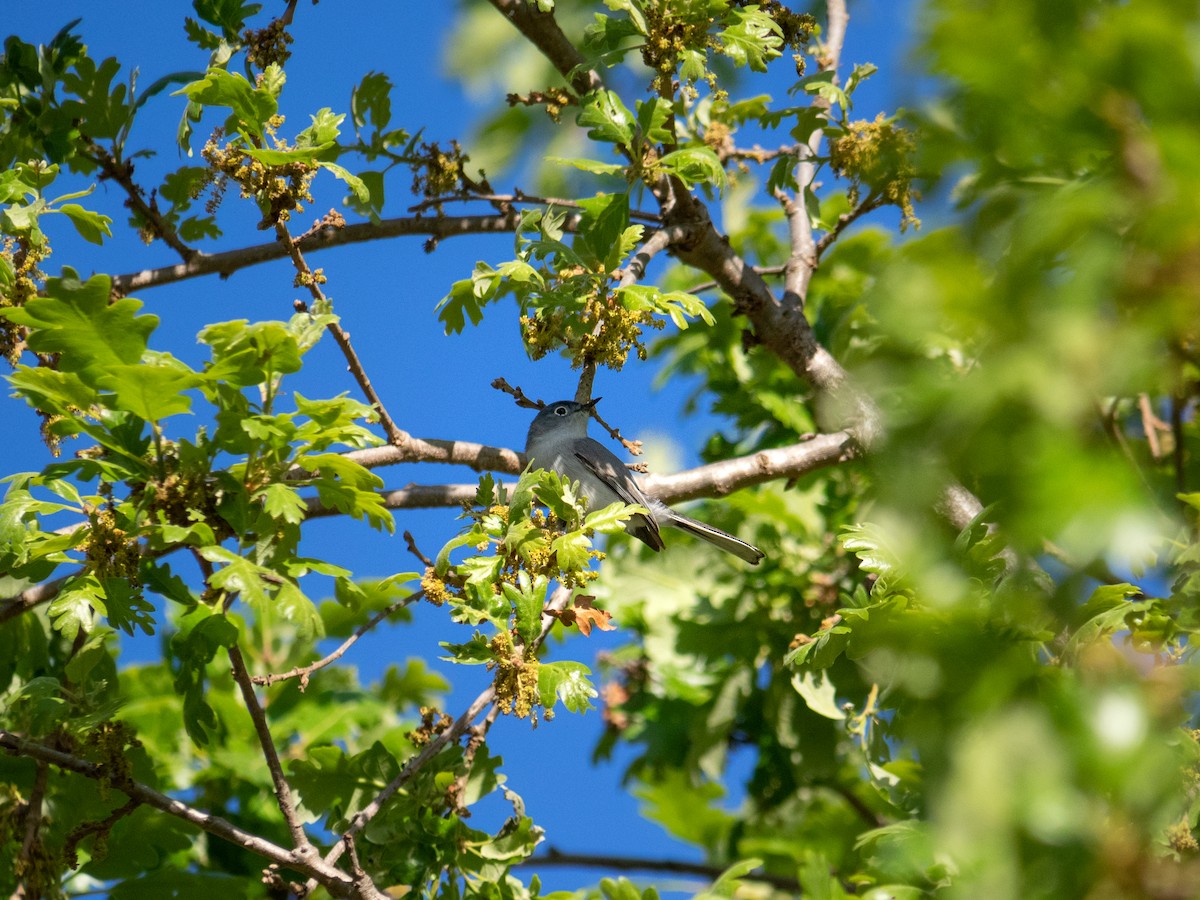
(1, 0, 1199, 899)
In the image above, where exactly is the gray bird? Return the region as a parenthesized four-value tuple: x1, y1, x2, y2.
(524, 398, 765, 565)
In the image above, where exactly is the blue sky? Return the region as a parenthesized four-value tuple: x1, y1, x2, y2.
(3, 1, 919, 893)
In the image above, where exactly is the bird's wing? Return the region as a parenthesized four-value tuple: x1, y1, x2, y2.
(572, 438, 664, 550)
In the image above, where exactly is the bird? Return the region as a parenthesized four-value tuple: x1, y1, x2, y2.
(524, 398, 765, 565)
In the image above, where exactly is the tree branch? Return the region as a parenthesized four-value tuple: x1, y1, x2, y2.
(524, 848, 802, 893)
(89, 143, 196, 263)
(227, 645, 314, 853)
(409, 191, 661, 224)
(310, 585, 575, 891)
(0, 731, 371, 898)
(486, 0, 603, 96)
(110, 212, 565, 294)
(251, 591, 423, 689)
(303, 432, 855, 517)
(814, 192, 887, 260)
(274, 216, 411, 447)
(0, 573, 75, 624)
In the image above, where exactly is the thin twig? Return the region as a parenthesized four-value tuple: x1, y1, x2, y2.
(403, 532, 435, 569)
(88, 143, 196, 262)
(110, 212, 562, 295)
(275, 219, 411, 448)
(228, 645, 313, 852)
(522, 848, 803, 893)
(686, 264, 787, 296)
(1137, 393, 1167, 461)
(720, 144, 802, 165)
(491, 377, 545, 410)
(814, 192, 886, 259)
(409, 190, 661, 224)
(251, 591, 423, 688)
(63, 798, 139, 867)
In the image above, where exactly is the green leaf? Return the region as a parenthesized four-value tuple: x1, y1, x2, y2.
(318, 161, 370, 204)
(1, 270, 157, 384)
(657, 147, 726, 192)
(583, 501, 642, 533)
(171, 610, 239, 746)
(696, 858, 766, 899)
(537, 660, 596, 713)
(551, 530, 594, 571)
(258, 482, 309, 525)
(719, 6, 783, 72)
(7, 366, 99, 415)
(57, 203, 113, 244)
(578, 90, 635, 147)
(503, 572, 547, 648)
(575, 192, 630, 271)
(104, 362, 198, 421)
(792, 670, 845, 720)
(635, 97, 674, 145)
(174, 68, 278, 138)
(351, 71, 392, 132)
(48, 574, 104, 640)
(548, 158, 625, 179)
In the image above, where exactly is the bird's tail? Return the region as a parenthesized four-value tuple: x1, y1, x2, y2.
(663, 510, 765, 565)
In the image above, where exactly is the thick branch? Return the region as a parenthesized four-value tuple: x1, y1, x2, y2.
(0, 574, 74, 624)
(305, 432, 855, 517)
(486, 0, 602, 96)
(337, 437, 524, 474)
(0, 731, 368, 898)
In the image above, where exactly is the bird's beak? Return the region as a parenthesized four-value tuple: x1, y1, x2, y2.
(584, 396, 602, 410)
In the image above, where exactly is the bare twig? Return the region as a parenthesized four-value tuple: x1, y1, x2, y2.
(522, 848, 802, 893)
(814, 192, 887, 259)
(686, 264, 787, 296)
(492, 378, 545, 410)
(110, 212, 569, 295)
(88, 143, 196, 262)
(403, 531, 434, 569)
(227, 645, 313, 852)
(410, 191, 661, 224)
(720, 144, 802, 165)
(0, 731, 370, 897)
(63, 798, 139, 867)
(276, 219, 410, 448)
(1137, 393, 1167, 461)
(251, 591, 423, 689)
(589, 405, 643, 457)
(14, 760, 48, 893)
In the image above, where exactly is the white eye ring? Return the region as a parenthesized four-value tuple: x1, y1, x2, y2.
(554, 405, 569, 416)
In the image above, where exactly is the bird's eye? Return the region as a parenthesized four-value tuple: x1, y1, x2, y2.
(554, 405, 568, 416)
